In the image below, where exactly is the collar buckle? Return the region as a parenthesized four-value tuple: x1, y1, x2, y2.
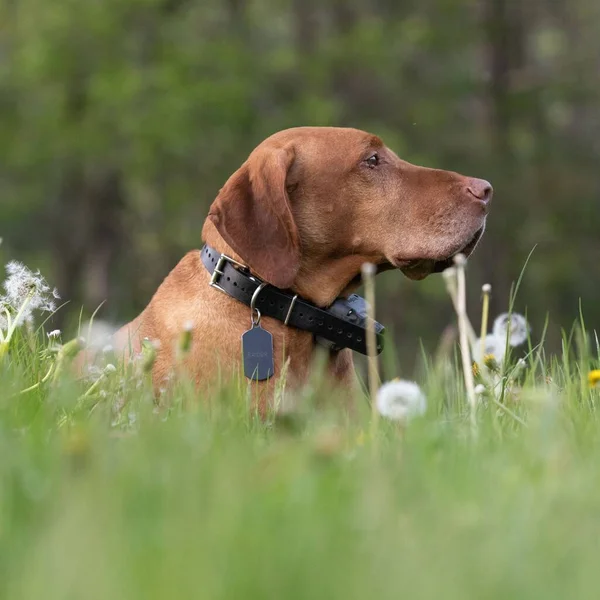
(209, 253, 248, 292)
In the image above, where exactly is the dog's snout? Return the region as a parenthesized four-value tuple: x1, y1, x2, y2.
(466, 178, 493, 204)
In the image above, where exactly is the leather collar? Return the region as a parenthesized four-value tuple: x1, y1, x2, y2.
(200, 244, 384, 355)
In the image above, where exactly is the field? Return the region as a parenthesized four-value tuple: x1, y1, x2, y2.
(1, 261, 600, 600)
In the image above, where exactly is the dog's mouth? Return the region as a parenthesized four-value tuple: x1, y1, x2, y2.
(341, 226, 485, 295)
(393, 226, 485, 281)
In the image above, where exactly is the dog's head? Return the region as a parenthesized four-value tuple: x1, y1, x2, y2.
(205, 127, 492, 305)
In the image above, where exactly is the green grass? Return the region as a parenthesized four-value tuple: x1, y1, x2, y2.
(1, 316, 600, 600)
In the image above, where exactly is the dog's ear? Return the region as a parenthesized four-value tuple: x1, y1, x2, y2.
(207, 145, 300, 289)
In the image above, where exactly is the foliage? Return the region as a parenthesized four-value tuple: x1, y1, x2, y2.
(1, 252, 600, 598)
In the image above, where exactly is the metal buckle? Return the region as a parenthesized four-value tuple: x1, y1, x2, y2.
(209, 253, 248, 292)
(250, 282, 269, 327)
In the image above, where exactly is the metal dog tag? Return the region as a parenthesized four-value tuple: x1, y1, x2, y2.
(241, 324, 274, 381)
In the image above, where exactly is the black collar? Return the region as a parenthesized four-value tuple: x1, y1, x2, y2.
(200, 244, 385, 355)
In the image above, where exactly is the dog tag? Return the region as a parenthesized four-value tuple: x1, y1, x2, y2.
(241, 324, 274, 381)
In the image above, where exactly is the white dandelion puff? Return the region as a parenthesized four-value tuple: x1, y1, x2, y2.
(47, 329, 61, 339)
(474, 384, 486, 396)
(82, 319, 119, 350)
(2, 261, 59, 327)
(493, 313, 530, 347)
(361, 262, 376, 277)
(104, 363, 117, 374)
(376, 380, 427, 422)
(0, 297, 9, 332)
(472, 334, 506, 367)
(453, 253, 467, 267)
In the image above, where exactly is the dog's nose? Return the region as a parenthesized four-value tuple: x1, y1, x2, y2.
(467, 178, 493, 204)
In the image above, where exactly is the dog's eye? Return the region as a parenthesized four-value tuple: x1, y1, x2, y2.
(365, 154, 379, 168)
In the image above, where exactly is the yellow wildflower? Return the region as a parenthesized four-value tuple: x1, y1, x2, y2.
(588, 370, 600, 388)
(483, 354, 499, 372)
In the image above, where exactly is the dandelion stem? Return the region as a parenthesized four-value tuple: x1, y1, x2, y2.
(443, 269, 477, 345)
(480, 284, 491, 362)
(362, 263, 380, 442)
(51, 337, 85, 383)
(19, 382, 40, 395)
(18, 363, 55, 395)
(6, 291, 34, 340)
(489, 393, 527, 427)
(454, 255, 478, 436)
(82, 379, 102, 399)
(0, 292, 35, 361)
(77, 364, 115, 406)
(79, 375, 105, 402)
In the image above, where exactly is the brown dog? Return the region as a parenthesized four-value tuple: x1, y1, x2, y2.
(114, 126, 492, 407)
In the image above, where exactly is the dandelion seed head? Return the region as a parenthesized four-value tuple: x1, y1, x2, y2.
(6, 261, 25, 277)
(472, 334, 506, 366)
(474, 384, 486, 395)
(482, 283, 492, 294)
(376, 380, 427, 422)
(515, 358, 527, 372)
(104, 363, 117, 374)
(0, 297, 8, 332)
(40, 300, 56, 313)
(493, 312, 530, 347)
(361, 262, 376, 277)
(47, 329, 61, 339)
(83, 319, 118, 349)
(453, 253, 467, 267)
(2, 261, 58, 327)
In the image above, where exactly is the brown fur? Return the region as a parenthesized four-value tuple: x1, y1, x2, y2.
(113, 126, 492, 411)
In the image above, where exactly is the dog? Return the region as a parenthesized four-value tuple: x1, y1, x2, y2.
(112, 127, 492, 410)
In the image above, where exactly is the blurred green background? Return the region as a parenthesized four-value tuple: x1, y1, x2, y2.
(1, 0, 598, 371)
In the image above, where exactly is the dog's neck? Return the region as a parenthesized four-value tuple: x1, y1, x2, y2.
(201, 220, 379, 308)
